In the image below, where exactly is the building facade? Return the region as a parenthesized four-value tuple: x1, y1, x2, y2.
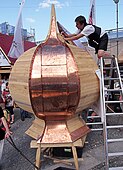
(0, 22, 35, 42)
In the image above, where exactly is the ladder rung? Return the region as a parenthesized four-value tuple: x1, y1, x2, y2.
(103, 56, 115, 59)
(108, 138, 123, 142)
(86, 122, 102, 125)
(104, 77, 119, 80)
(87, 116, 101, 119)
(103, 67, 117, 70)
(105, 89, 122, 92)
(91, 128, 103, 131)
(109, 167, 123, 170)
(105, 101, 123, 103)
(108, 152, 123, 157)
(106, 113, 123, 116)
(107, 125, 123, 129)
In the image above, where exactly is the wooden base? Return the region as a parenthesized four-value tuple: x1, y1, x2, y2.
(26, 115, 90, 170)
(31, 140, 82, 170)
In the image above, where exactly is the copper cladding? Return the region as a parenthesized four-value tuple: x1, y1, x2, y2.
(29, 6, 80, 120)
(39, 120, 91, 144)
(41, 121, 72, 143)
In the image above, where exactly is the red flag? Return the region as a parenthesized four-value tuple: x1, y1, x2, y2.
(88, 0, 96, 25)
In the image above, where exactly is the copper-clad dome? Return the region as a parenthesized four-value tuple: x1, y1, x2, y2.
(9, 5, 99, 121)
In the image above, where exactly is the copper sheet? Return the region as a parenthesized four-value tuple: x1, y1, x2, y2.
(42, 65, 67, 78)
(30, 49, 43, 114)
(41, 121, 72, 144)
(70, 125, 91, 142)
(49, 17, 57, 38)
(37, 113, 71, 121)
(29, 7, 80, 120)
(42, 45, 66, 65)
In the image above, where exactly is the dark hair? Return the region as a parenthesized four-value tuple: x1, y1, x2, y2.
(75, 16, 87, 26)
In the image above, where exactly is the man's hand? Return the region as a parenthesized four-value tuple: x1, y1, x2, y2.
(61, 31, 67, 37)
(64, 37, 71, 41)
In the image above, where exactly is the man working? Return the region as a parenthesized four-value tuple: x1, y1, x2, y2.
(62, 15, 110, 59)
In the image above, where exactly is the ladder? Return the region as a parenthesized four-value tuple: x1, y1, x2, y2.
(119, 65, 123, 80)
(100, 55, 123, 170)
(86, 108, 103, 131)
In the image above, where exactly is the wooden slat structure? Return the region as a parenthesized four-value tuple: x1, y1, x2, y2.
(9, 4, 100, 170)
(9, 19, 99, 117)
(9, 47, 36, 113)
(67, 44, 99, 113)
(26, 116, 88, 147)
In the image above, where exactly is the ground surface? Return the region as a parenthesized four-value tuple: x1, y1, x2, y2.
(0, 108, 123, 170)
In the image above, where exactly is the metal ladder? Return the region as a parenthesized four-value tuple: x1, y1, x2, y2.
(86, 108, 103, 131)
(100, 55, 123, 170)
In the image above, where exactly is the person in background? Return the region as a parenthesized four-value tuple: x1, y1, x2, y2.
(2, 82, 14, 124)
(0, 106, 12, 162)
(62, 15, 110, 59)
(1, 78, 7, 105)
(1, 81, 6, 95)
(1, 76, 8, 95)
(20, 108, 32, 121)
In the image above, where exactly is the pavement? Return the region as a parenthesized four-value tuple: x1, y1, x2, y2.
(0, 108, 123, 170)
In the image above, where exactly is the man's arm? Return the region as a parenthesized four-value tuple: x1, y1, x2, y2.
(64, 33, 84, 41)
(61, 31, 77, 38)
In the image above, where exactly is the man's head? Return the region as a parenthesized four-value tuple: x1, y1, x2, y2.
(75, 16, 87, 30)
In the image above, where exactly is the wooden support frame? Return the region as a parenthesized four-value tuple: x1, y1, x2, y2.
(35, 143, 41, 170)
(26, 116, 90, 170)
(31, 139, 83, 170)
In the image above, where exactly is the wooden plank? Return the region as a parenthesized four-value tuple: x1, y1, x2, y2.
(10, 86, 29, 95)
(74, 138, 84, 147)
(30, 140, 84, 148)
(26, 118, 45, 139)
(71, 144, 79, 170)
(10, 89, 29, 98)
(11, 69, 28, 76)
(35, 144, 41, 169)
(26, 125, 44, 139)
(67, 116, 85, 132)
(18, 47, 36, 61)
(10, 76, 29, 83)
(26, 128, 40, 139)
(12, 95, 30, 103)
(33, 118, 45, 127)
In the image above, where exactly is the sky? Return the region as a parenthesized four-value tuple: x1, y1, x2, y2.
(0, 0, 123, 42)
